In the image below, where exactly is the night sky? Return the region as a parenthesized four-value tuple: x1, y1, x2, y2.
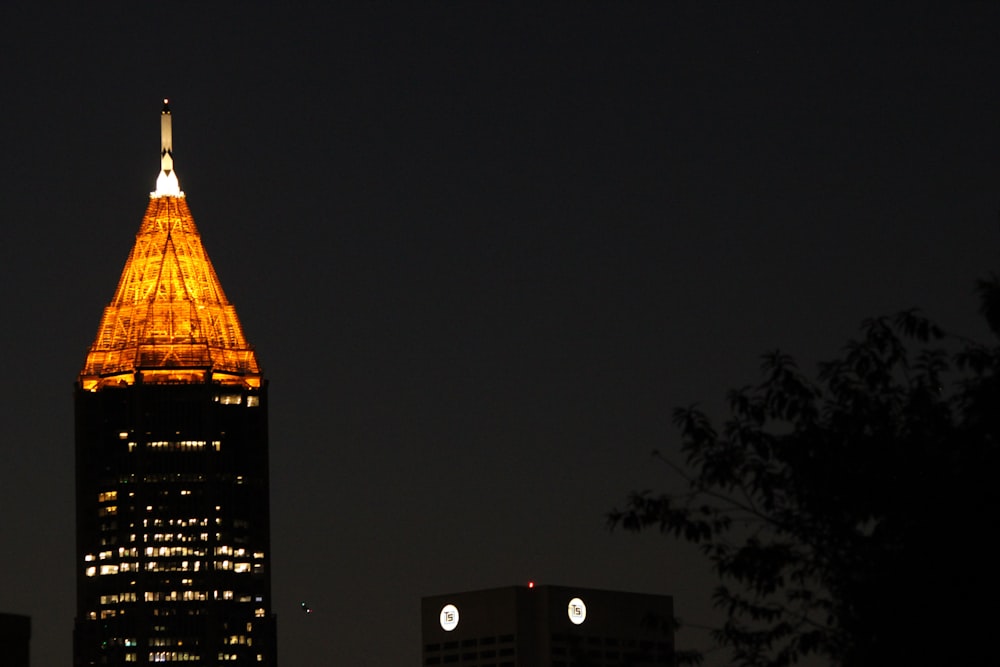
(3, 4, 1000, 666)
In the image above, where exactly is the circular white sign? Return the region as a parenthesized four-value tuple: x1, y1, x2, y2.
(439, 603, 460, 631)
(567, 597, 587, 625)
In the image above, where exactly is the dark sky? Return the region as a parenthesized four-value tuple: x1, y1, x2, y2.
(3, 3, 1000, 666)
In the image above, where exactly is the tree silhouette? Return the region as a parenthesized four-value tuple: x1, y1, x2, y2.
(611, 301, 1000, 666)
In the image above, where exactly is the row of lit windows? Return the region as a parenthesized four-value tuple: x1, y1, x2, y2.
(149, 638, 181, 646)
(142, 474, 208, 483)
(105, 638, 138, 647)
(144, 546, 261, 558)
(150, 651, 200, 662)
(86, 546, 263, 566)
(101, 592, 255, 606)
(89, 548, 140, 560)
(95, 630, 253, 649)
(146, 545, 210, 556)
(144, 546, 207, 557)
(214, 393, 260, 407)
(145, 518, 212, 528)
(219, 653, 265, 662)
(215, 546, 263, 557)
(127, 440, 222, 452)
(86, 606, 265, 621)
(86, 559, 263, 576)
(148, 533, 214, 543)
(99, 491, 118, 502)
(144, 591, 209, 602)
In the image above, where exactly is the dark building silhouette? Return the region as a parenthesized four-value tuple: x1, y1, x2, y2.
(73, 101, 276, 665)
(422, 585, 674, 667)
(0, 612, 31, 667)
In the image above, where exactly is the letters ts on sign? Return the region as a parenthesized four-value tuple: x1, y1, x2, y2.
(440, 604, 459, 631)
(567, 597, 587, 625)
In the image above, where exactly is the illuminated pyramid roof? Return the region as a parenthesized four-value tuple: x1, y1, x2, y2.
(80, 101, 260, 391)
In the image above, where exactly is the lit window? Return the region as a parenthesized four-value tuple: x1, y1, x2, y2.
(86, 567, 96, 577)
(247, 396, 259, 407)
(254, 608, 265, 618)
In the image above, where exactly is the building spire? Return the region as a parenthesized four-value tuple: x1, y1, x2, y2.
(80, 99, 259, 390)
(161, 99, 173, 174)
(153, 98, 183, 197)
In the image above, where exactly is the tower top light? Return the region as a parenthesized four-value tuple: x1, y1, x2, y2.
(153, 97, 182, 197)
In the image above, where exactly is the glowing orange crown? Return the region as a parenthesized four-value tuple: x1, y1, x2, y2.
(80, 194, 260, 390)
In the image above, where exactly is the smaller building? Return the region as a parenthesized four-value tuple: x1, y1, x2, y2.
(422, 584, 674, 667)
(0, 612, 31, 667)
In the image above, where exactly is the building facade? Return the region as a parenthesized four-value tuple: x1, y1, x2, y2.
(422, 585, 674, 667)
(73, 101, 276, 666)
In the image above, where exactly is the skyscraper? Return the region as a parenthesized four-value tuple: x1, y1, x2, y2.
(74, 101, 277, 666)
